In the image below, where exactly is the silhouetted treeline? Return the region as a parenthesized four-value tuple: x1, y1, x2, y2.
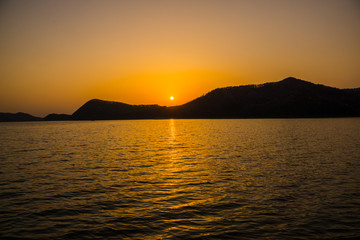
(1, 77, 360, 122)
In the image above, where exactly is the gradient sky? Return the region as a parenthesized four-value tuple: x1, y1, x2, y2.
(1, 0, 360, 116)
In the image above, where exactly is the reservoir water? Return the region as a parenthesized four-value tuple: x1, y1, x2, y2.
(0, 119, 359, 239)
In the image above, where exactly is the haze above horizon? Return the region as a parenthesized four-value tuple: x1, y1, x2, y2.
(1, 0, 360, 116)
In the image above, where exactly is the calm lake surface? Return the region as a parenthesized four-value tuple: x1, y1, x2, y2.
(0, 119, 359, 239)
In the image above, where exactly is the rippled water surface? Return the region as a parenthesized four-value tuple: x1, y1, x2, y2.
(1, 119, 360, 239)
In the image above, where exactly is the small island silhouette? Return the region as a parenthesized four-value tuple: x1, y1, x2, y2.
(1, 77, 360, 122)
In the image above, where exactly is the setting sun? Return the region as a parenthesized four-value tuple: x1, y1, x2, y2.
(170, 96, 174, 101)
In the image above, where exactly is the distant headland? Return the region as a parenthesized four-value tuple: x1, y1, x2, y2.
(1, 77, 360, 122)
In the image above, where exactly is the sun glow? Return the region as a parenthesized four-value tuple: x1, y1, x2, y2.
(170, 96, 174, 101)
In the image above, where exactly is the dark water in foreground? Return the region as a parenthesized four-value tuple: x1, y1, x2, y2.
(0, 119, 359, 239)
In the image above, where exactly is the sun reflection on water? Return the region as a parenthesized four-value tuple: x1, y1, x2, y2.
(169, 119, 177, 160)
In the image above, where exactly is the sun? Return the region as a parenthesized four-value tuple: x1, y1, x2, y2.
(170, 96, 174, 101)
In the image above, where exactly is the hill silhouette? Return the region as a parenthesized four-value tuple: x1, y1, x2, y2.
(1, 77, 359, 121)
(0, 112, 42, 122)
(72, 99, 168, 120)
(170, 77, 360, 118)
(43, 113, 72, 121)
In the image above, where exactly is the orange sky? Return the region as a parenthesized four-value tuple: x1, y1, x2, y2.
(1, 0, 360, 116)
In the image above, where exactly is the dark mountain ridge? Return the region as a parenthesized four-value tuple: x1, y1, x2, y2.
(171, 77, 360, 118)
(1, 77, 359, 121)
